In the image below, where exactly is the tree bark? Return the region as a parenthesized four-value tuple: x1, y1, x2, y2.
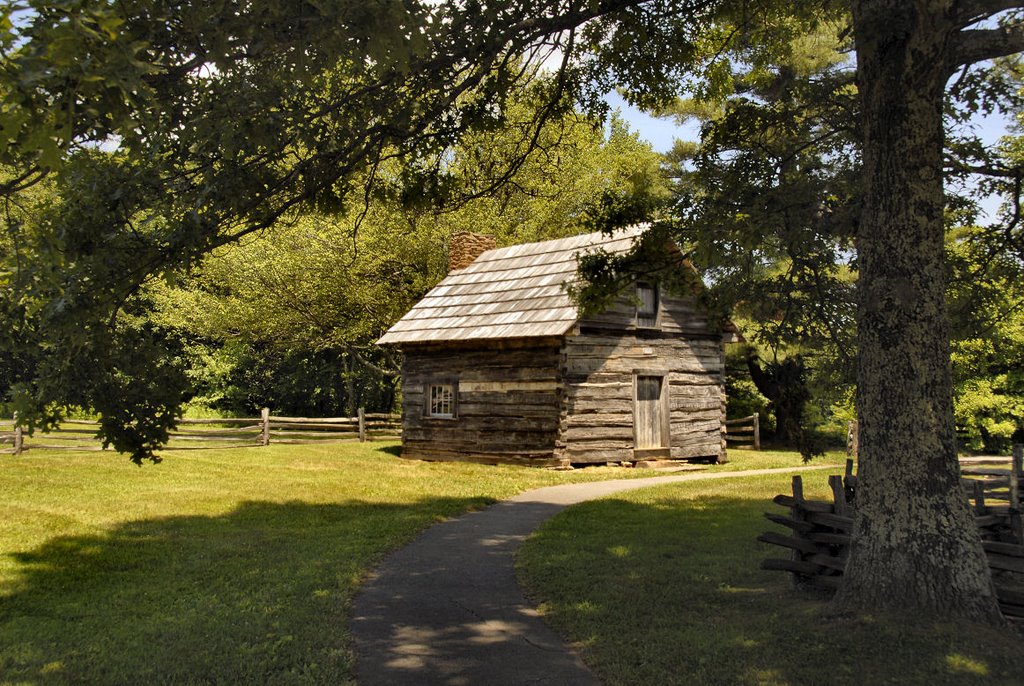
(833, 0, 1002, 622)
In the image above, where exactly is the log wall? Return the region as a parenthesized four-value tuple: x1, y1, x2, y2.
(558, 291, 726, 465)
(399, 339, 565, 467)
(396, 292, 727, 468)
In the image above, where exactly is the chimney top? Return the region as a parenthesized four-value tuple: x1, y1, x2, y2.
(448, 232, 497, 272)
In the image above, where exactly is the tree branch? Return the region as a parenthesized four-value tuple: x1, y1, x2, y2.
(944, 155, 1024, 179)
(954, 0, 1024, 28)
(950, 21, 1024, 71)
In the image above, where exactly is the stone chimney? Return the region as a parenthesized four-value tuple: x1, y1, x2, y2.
(448, 231, 497, 272)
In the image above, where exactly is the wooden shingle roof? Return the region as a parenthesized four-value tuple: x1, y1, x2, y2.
(378, 225, 647, 344)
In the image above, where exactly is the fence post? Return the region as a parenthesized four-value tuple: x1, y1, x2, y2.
(752, 414, 760, 451)
(358, 407, 366, 443)
(260, 408, 270, 447)
(789, 475, 808, 588)
(828, 474, 848, 517)
(13, 412, 23, 456)
(844, 458, 858, 505)
(1011, 444, 1023, 544)
(846, 421, 859, 457)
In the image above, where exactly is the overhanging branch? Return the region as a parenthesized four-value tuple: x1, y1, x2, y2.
(950, 21, 1024, 71)
(955, 0, 1024, 28)
(945, 158, 1024, 178)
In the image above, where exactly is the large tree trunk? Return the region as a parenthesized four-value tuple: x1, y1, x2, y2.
(835, 0, 1003, 622)
(833, 0, 1002, 621)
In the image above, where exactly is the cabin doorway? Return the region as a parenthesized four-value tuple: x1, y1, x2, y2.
(634, 375, 668, 452)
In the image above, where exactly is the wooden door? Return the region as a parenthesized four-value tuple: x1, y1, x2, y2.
(635, 376, 666, 449)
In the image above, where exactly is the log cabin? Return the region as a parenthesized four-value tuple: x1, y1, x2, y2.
(377, 225, 739, 468)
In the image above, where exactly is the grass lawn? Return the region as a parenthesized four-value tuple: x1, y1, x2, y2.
(0, 441, 838, 684)
(517, 473, 1024, 686)
(712, 446, 847, 472)
(0, 441, 630, 685)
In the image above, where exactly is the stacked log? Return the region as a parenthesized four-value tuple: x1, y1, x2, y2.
(759, 464, 855, 593)
(760, 451, 1024, 619)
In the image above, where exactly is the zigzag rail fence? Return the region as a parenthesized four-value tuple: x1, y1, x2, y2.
(0, 408, 401, 455)
(759, 445, 1024, 619)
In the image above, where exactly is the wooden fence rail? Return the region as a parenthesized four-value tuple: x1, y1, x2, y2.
(0, 408, 401, 455)
(759, 446, 1024, 619)
(725, 414, 760, 450)
(0, 411, 23, 455)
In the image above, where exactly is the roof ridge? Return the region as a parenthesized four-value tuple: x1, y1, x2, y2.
(468, 224, 648, 263)
(378, 224, 649, 344)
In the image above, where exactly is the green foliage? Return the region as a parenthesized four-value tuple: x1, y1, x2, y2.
(664, 15, 858, 362)
(724, 344, 770, 423)
(179, 343, 397, 418)
(147, 108, 666, 419)
(942, 81, 1024, 453)
(0, 157, 192, 462)
(947, 226, 1024, 453)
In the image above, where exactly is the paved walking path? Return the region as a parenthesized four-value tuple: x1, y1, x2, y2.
(350, 465, 836, 686)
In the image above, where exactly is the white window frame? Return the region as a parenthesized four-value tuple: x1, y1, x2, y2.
(425, 382, 457, 419)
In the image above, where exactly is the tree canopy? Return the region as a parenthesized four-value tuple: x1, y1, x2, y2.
(4, 0, 1024, 622)
(149, 108, 664, 417)
(651, 9, 1024, 454)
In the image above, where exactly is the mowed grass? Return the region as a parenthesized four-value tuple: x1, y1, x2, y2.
(712, 446, 847, 472)
(0, 440, 840, 685)
(517, 473, 1024, 686)
(0, 442, 656, 685)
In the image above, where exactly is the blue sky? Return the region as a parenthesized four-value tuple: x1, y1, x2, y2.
(608, 91, 1017, 221)
(607, 90, 1015, 154)
(604, 91, 695, 153)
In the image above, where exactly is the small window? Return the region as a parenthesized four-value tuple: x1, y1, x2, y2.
(426, 383, 456, 418)
(637, 282, 658, 328)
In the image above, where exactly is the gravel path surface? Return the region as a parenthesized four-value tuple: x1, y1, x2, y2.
(350, 465, 836, 686)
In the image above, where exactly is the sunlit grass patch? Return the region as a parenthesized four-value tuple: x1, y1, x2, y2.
(947, 653, 989, 676)
(711, 448, 847, 472)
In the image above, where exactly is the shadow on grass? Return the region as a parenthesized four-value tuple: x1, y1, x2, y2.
(0, 496, 491, 685)
(519, 493, 1024, 686)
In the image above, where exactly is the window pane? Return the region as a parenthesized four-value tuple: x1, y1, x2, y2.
(637, 376, 661, 402)
(428, 384, 454, 417)
(637, 282, 657, 327)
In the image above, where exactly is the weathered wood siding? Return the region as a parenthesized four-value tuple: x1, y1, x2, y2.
(396, 290, 725, 468)
(399, 339, 565, 467)
(558, 291, 726, 465)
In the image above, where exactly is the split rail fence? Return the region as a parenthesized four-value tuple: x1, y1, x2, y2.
(0, 408, 401, 455)
(725, 414, 760, 450)
(759, 445, 1024, 619)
